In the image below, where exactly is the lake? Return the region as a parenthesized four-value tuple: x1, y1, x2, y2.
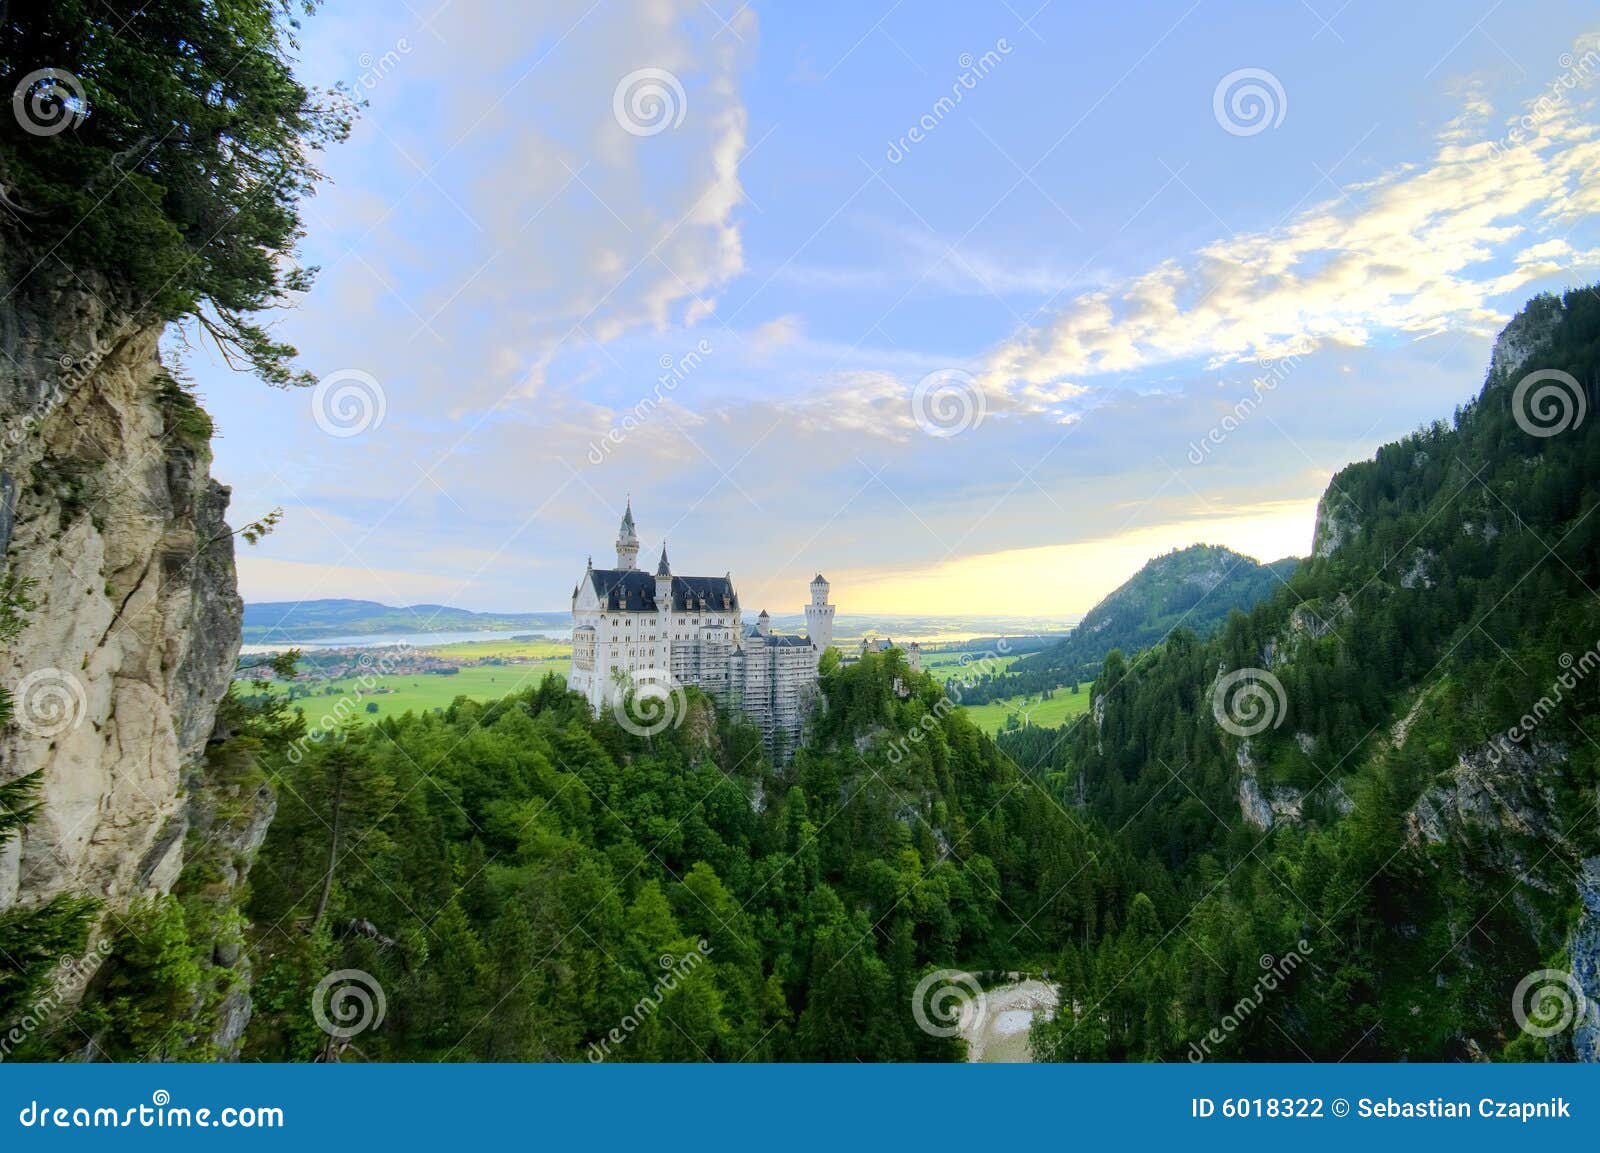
(239, 628, 543, 654)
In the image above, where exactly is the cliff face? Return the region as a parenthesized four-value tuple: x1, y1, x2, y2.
(0, 266, 249, 990)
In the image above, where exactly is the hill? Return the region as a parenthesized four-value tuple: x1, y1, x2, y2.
(1002, 285, 1600, 1061)
(242, 599, 567, 642)
(958, 545, 1297, 704)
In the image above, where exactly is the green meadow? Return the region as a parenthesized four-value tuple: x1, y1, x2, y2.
(282, 661, 571, 722)
(957, 685, 1092, 734)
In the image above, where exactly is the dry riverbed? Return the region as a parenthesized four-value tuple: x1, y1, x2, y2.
(961, 978, 1059, 1063)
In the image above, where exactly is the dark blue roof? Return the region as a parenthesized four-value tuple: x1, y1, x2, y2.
(589, 569, 738, 613)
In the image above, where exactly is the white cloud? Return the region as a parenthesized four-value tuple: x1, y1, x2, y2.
(982, 82, 1600, 394)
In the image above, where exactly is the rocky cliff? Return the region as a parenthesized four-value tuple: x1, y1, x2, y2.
(0, 265, 257, 1047)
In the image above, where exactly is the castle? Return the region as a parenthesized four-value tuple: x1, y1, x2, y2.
(568, 502, 834, 755)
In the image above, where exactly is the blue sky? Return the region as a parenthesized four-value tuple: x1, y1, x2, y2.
(188, 0, 1600, 615)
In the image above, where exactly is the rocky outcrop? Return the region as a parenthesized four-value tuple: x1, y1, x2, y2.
(0, 267, 244, 1023)
(1488, 293, 1564, 380)
(1403, 739, 1562, 849)
(1311, 491, 1358, 559)
(1233, 740, 1305, 831)
(1569, 857, 1600, 1063)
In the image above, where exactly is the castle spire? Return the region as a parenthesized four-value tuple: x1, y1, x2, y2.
(615, 498, 640, 570)
(656, 542, 671, 577)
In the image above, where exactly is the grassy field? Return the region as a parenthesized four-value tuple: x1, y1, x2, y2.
(418, 637, 570, 660)
(957, 685, 1092, 734)
(921, 652, 1024, 681)
(281, 661, 571, 722)
(262, 638, 1080, 731)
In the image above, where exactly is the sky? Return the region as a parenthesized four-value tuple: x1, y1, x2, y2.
(187, 0, 1600, 616)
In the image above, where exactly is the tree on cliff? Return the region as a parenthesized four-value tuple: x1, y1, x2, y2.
(0, 0, 353, 385)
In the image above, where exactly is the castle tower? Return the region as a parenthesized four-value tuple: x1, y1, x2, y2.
(805, 573, 835, 652)
(615, 499, 640, 570)
(655, 543, 673, 670)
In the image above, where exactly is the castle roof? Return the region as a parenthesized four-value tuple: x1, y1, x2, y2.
(588, 568, 737, 613)
(656, 544, 671, 577)
(743, 622, 812, 647)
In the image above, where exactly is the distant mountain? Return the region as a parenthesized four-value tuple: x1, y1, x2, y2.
(242, 599, 567, 643)
(957, 545, 1298, 702)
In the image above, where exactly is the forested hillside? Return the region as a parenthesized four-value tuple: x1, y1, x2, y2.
(222, 654, 1124, 1061)
(24, 286, 1599, 1064)
(958, 546, 1297, 705)
(1006, 286, 1600, 1061)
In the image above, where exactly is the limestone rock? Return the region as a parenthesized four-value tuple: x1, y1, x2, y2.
(0, 268, 245, 1035)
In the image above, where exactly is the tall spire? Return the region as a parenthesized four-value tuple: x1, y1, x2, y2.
(656, 542, 671, 577)
(615, 498, 640, 570)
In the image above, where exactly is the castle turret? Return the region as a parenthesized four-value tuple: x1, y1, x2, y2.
(805, 573, 834, 653)
(756, 609, 770, 637)
(615, 499, 640, 570)
(655, 544, 673, 602)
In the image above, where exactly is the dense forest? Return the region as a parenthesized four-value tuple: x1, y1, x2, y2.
(6, 287, 1597, 1063)
(3, 1, 1597, 1063)
(957, 545, 1297, 705)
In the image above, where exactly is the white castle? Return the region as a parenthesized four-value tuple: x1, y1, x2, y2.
(568, 501, 835, 755)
